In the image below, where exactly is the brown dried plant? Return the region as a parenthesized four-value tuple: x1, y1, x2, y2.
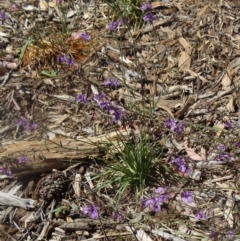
(22, 32, 99, 69)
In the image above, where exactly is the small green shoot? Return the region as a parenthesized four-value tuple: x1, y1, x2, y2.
(40, 70, 58, 77)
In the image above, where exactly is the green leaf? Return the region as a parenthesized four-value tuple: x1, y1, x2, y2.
(40, 70, 58, 77)
(18, 39, 34, 65)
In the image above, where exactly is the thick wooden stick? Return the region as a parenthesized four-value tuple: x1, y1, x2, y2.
(0, 130, 130, 177)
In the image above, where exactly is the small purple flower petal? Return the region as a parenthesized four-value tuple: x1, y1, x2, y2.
(224, 122, 234, 129)
(79, 32, 91, 41)
(155, 187, 167, 194)
(209, 229, 218, 238)
(144, 197, 155, 207)
(174, 122, 186, 133)
(76, 94, 87, 103)
(82, 205, 99, 219)
(108, 19, 123, 31)
(59, 54, 75, 66)
(181, 190, 194, 204)
(0, 168, 12, 176)
(109, 103, 125, 123)
(195, 210, 207, 221)
(93, 92, 107, 102)
(0, 11, 9, 20)
(171, 156, 186, 173)
(17, 117, 38, 131)
(114, 211, 124, 222)
(186, 167, 193, 176)
(17, 155, 30, 164)
(104, 79, 121, 88)
(153, 202, 161, 212)
(228, 231, 235, 240)
(164, 118, 177, 130)
(216, 153, 235, 162)
(144, 197, 162, 212)
(218, 144, 226, 152)
(140, 3, 153, 11)
(143, 12, 156, 22)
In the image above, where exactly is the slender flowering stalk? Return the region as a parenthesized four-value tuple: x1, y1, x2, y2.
(94, 93, 125, 122)
(181, 190, 194, 204)
(82, 204, 99, 219)
(79, 32, 91, 41)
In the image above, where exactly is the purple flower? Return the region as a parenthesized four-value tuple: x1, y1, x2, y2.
(171, 157, 187, 173)
(114, 211, 124, 222)
(93, 92, 125, 122)
(218, 144, 226, 152)
(216, 153, 235, 162)
(143, 12, 156, 22)
(174, 122, 186, 133)
(17, 155, 30, 164)
(108, 19, 123, 31)
(224, 122, 234, 129)
(186, 167, 193, 176)
(79, 32, 91, 41)
(0, 168, 12, 176)
(109, 103, 125, 123)
(144, 197, 162, 212)
(144, 187, 169, 212)
(17, 117, 38, 131)
(0, 11, 9, 20)
(228, 231, 235, 240)
(104, 79, 121, 88)
(195, 210, 207, 221)
(82, 204, 99, 219)
(140, 3, 153, 11)
(164, 118, 185, 133)
(164, 118, 177, 130)
(76, 94, 87, 103)
(155, 187, 168, 194)
(59, 55, 75, 66)
(209, 229, 218, 238)
(57, 0, 63, 3)
(93, 92, 107, 103)
(181, 190, 194, 204)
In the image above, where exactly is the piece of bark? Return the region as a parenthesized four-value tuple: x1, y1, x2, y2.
(0, 191, 35, 209)
(0, 130, 130, 177)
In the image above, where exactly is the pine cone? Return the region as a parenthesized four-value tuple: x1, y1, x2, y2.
(34, 170, 68, 201)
